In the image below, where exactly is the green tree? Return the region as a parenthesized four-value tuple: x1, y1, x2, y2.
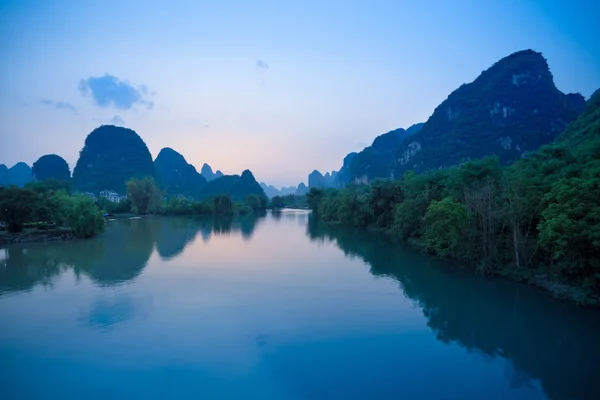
(126, 177, 161, 215)
(244, 194, 261, 211)
(538, 174, 600, 280)
(0, 187, 39, 232)
(306, 187, 325, 212)
(424, 198, 469, 259)
(59, 194, 105, 238)
(25, 179, 72, 193)
(213, 195, 233, 215)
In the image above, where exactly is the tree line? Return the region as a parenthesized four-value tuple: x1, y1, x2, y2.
(306, 94, 600, 306)
(0, 177, 270, 238)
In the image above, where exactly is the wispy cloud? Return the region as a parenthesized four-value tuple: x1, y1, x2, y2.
(79, 74, 153, 110)
(110, 115, 125, 125)
(40, 99, 77, 114)
(256, 60, 269, 69)
(255, 60, 270, 88)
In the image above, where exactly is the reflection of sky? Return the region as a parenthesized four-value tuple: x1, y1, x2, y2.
(0, 248, 7, 266)
(0, 213, 598, 399)
(81, 294, 153, 332)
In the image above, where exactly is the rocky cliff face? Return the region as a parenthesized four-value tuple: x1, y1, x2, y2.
(346, 124, 423, 183)
(154, 147, 207, 198)
(394, 50, 585, 175)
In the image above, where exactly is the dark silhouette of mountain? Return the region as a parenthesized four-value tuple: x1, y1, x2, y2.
(154, 147, 207, 198)
(201, 163, 224, 182)
(308, 170, 324, 188)
(0, 162, 32, 187)
(308, 170, 339, 189)
(554, 86, 599, 147)
(295, 182, 309, 195)
(73, 125, 155, 193)
(280, 186, 297, 196)
(32, 154, 71, 182)
(0, 164, 7, 186)
(406, 122, 425, 135)
(345, 124, 423, 183)
(305, 122, 424, 188)
(394, 49, 585, 175)
(199, 169, 265, 200)
(336, 152, 358, 186)
(260, 182, 299, 198)
(260, 182, 279, 198)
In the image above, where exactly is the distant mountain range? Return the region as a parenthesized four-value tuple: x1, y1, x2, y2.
(2, 49, 592, 199)
(154, 147, 207, 198)
(0, 162, 32, 187)
(260, 183, 297, 199)
(200, 164, 224, 182)
(295, 49, 587, 188)
(10, 124, 267, 200)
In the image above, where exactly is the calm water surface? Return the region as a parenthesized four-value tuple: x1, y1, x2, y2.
(1, 211, 599, 399)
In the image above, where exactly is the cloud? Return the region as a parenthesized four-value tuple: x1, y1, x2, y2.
(40, 99, 77, 114)
(256, 60, 269, 69)
(110, 115, 125, 125)
(79, 74, 153, 110)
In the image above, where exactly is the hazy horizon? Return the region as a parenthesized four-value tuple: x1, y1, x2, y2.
(1, 0, 599, 188)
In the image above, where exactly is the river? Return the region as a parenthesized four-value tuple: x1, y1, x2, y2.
(0, 211, 598, 399)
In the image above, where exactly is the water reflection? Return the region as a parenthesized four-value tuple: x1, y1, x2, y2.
(306, 216, 600, 400)
(0, 214, 266, 295)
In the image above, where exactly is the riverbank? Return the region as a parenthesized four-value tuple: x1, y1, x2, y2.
(497, 267, 600, 309)
(389, 225, 600, 308)
(0, 227, 75, 245)
(313, 218, 600, 308)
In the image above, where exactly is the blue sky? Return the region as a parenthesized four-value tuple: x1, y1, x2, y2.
(1, 0, 599, 187)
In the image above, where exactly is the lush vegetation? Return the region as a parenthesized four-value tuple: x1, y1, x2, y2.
(269, 194, 307, 209)
(126, 177, 162, 215)
(154, 147, 207, 198)
(0, 185, 104, 237)
(308, 91, 600, 306)
(73, 125, 156, 193)
(119, 175, 268, 216)
(160, 193, 267, 216)
(32, 154, 71, 182)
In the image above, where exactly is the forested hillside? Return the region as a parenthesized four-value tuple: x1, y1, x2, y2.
(73, 125, 155, 193)
(307, 88, 600, 306)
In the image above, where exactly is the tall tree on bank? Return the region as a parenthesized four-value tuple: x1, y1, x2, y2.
(126, 177, 161, 215)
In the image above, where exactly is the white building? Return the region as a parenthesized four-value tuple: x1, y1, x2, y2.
(100, 190, 122, 203)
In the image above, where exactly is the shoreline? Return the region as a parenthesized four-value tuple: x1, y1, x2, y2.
(0, 228, 75, 246)
(324, 220, 600, 309)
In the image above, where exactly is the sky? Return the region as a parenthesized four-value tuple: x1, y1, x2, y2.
(0, 0, 599, 188)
